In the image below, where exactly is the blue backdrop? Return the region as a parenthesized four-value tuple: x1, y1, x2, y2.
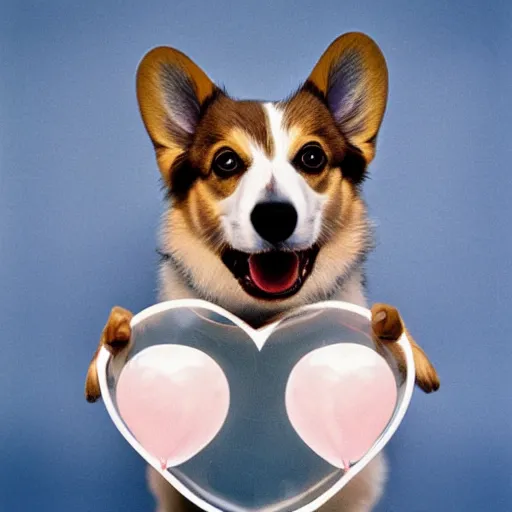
(1, 1, 510, 510)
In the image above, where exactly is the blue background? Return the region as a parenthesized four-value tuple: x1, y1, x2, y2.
(1, 1, 510, 510)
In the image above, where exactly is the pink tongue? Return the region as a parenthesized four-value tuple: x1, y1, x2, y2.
(248, 252, 300, 294)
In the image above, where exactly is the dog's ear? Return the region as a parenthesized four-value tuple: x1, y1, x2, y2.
(306, 32, 388, 163)
(136, 47, 218, 185)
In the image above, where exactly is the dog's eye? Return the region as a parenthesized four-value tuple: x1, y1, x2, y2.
(212, 148, 243, 177)
(294, 143, 327, 174)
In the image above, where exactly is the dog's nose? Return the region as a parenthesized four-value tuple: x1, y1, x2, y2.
(250, 202, 298, 244)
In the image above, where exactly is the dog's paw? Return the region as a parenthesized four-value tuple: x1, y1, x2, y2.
(371, 303, 404, 342)
(370, 303, 440, 394)
(85, 306, 133, 403)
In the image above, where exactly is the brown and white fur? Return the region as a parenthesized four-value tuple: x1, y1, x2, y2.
(85, 32, 440, 512)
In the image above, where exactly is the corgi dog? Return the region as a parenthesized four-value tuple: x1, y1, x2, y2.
(85, 32, 439, 512)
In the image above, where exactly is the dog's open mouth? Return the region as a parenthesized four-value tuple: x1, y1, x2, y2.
(221, 246, 319, 300)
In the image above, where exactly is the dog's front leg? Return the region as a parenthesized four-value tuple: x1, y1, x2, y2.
(370, 303, 440, 393)
(84, 306, 133, 402)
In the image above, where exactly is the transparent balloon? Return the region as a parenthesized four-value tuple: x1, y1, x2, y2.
(97, 299, 415, 512)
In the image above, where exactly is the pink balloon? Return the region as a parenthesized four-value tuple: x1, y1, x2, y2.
(116, 345, 230, 469)
(285, 343, 397, 470)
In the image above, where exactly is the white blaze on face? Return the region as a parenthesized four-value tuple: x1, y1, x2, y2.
(218, 103, 327, 253)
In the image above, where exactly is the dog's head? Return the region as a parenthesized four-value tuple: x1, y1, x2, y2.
(137, 32, 388, 320)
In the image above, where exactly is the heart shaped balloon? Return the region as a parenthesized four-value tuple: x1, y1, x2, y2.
(97, 300, 414, 512)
